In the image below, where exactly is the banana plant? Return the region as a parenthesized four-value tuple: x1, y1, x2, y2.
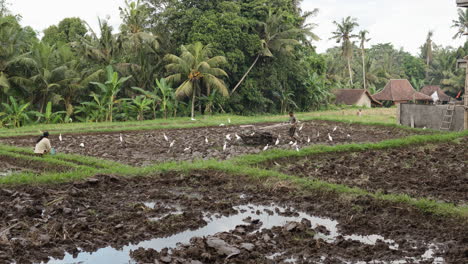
(1, 96, 34, 127)
(34, 102, 66, 124)
(91, 65, 132, 122)
(128, 95, 153, 121)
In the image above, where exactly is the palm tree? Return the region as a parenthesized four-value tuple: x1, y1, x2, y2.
(330, 16, 359, 85)
(359, 30, 370, 90)
(452, 8, 468, 39)
(164, 42, 229, 119)
(230, 11, 319, 95)
(424, 31, 434, 80)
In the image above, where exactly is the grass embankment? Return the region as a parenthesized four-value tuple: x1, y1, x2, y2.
(0, 130, 466, 220)
(0, 108, 397, 138)
(233, 130, 468, 166)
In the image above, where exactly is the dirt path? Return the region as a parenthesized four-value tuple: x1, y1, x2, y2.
(0, 171, 465, 264)
(0, 121, 423, 166)
(265, 137, 468, 204)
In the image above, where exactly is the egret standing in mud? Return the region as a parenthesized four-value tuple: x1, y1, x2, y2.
(295, 145, 300, 152)
(226, 134, 232, 141)
(223, 142, 227, 151)
(169, 140, 175, 148)
(275, 138, 280, 146)
(333, 126, 338, 132)
(184, 146, 191, 152)
(307, 137, 311, 143)
(328, 133, 333, 142)
(119, 133, 123, 142)
(235, 134, 241, 140)
(59, 134, 63, 142)
(205, 137, 209, 144)
(80, 143, 85, 148)
(317, 131, 320, 138)
(263, 144, 269, 151)
(163, 133, 169, 142)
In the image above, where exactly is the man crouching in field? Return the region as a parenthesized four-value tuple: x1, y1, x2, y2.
(289, 111, 298, 140)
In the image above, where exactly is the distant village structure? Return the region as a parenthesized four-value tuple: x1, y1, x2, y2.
(372, 79, 433, 105)
(333, 89, 382, 108)
(456, 0, 468, 130)
(420, 86, 452, 103)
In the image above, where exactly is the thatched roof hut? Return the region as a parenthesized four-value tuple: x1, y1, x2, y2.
(333, 89, 382, 107)
(373, 79, 433, 103)
(420, 85, 452, 102)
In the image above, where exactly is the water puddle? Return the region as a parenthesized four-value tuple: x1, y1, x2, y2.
(44, 204, 444, 264)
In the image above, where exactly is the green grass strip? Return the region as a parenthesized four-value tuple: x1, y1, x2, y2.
(233, 131, 468, 166)
(0, 108, 405, 138)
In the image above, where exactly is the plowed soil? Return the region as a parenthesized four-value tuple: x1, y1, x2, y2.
(0, 155, 70, 176)
(0, 121, 422, 166)
(0, 171, 466, 264)
(266, 137, 468, 204)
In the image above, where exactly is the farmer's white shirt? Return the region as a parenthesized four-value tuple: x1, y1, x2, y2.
(35, 138, 51, 154)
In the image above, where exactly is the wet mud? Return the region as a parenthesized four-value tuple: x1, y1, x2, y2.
(265, 137, 468, 204)
(0, 171, 466, 264)
(0, 121, 423, 166)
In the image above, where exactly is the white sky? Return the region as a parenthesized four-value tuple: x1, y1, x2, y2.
(9, 0, 466, 55)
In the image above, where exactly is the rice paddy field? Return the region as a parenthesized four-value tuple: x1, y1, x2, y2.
(0, 108, 466, 264)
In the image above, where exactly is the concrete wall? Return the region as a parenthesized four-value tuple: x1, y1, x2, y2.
(398, 103, 465, 131)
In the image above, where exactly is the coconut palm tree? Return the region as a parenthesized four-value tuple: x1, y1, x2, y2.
(230, 10, 319, 95)
(330, 16, 359, 85)
(452, 8, 468, 39)
(164, 42, 229, 119)
(359, 30, 371, 90)
(424, 31, 434, 80)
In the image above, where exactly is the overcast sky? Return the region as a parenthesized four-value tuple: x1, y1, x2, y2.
(9, 0, 465, 55)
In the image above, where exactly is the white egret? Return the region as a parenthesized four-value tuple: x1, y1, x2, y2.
(219, 123, 226, 127)
(184, 147, 191, 152)
(333, 126, 338, 132)
(295, 145, 300, 152)
(299, 124, 304, 131)
(317, 131, 320, 137)
(226, 134, 232, 141)
(205, 137, 209, 144)
(119, 133, 123, 142)
(275, 138, 280, 145)
(307, 137, 311, 143)
(347, 134, 351, 138)
(263, 144, 269, 151)
(328, 133, 333, 142)
(289, 141, 294, 145)
(170, 140, 175, 148)
(163, 133, 169, 141)
(59, 134, 63, 142)
(191, 117, 196, 121)
(292, 141, 297, 147)
(235, 134, 241, 140)
(223, 142, 227, 151)
(79, 143, 85, 148)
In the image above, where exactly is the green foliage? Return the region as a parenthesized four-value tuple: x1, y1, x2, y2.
(34, 101, 66, 124)
(1, 96, 35, 127)
(42, 17, 87, 44)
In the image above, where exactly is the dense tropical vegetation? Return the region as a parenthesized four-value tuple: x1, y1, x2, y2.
(0, 0, 466, 127)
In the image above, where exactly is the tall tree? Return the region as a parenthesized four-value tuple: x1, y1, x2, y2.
(452, 8, 468, 39)
(359, 30, 370, 90)
(330, 16, 359, 86)
(164, 42, 229, 119)
(230, 10, 318, 95)
(424, 30, 434, 80)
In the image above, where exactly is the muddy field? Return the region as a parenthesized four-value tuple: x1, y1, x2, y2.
(265, 137, 468, 204)
(0, 155, 70, 177)
(0, 121, 423, 166)
(0, 171, 466, 264)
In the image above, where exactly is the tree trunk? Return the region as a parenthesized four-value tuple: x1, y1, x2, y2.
(347, 57, 353, 86)
(361, 49, 366, 90)
(191, 87, 196, 119)
(230, 54, 261, 96)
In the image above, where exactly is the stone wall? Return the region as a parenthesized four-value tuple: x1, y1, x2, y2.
(398, 103, 465, 131)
